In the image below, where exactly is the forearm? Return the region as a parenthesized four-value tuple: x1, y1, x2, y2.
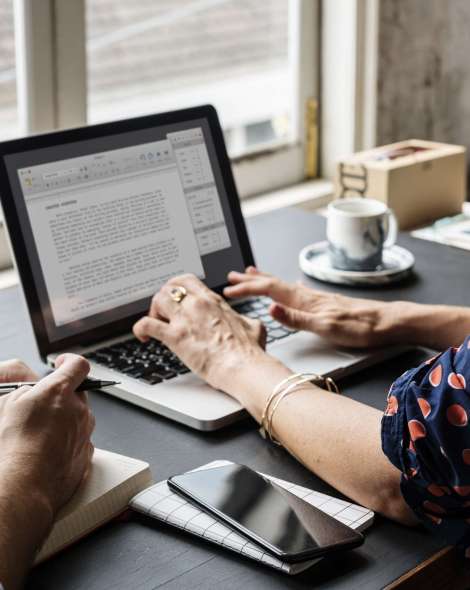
(391, 301, 470, 350)
(222, 353, 415, 525)
(0, 467, 53, 590)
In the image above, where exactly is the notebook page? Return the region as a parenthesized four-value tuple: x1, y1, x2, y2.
(130, 460, 374, 575)
(36, 449, 152, 564)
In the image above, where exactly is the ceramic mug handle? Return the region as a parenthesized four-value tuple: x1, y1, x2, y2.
(384, 209, 398, 249)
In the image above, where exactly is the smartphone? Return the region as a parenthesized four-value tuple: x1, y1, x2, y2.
(168, 463, 364, 563)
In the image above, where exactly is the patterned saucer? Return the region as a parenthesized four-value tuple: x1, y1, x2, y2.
(298, 241, 415, 286)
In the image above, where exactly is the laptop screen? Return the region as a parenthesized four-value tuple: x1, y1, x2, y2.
(3, 114, 249, 344)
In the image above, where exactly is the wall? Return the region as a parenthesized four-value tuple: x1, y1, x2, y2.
(377, 0, 470, 154)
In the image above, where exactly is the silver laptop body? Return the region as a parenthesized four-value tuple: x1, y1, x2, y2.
(47, 329, 405, 430)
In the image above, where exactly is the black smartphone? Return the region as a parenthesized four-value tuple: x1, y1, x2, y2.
(168, 463, 364, 563)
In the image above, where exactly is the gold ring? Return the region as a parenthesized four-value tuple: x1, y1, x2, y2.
(169, 286, 187, 303)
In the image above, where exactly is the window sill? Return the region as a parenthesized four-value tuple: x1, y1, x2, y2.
(241, 178, 334, 217)
(0, 178, 334, 290)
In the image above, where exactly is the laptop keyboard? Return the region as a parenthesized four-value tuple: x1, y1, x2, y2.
(85, 338, 189, 385)
(231, 297, 295, 343)
(84, 297, 295, 385)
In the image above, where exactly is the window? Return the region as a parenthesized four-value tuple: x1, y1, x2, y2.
(86, 1, 291, 158)
(0, 0, 382, 271)
(5, 0, 320, 198)
(4, 0, 320, 270)
(0, 0, 18, 141)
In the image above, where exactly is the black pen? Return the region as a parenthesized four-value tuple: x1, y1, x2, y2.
(0, 378, 119, 394)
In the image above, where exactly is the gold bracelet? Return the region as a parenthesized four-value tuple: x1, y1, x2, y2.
(266, 375, 316, 445)
(259, 373, 340, 445)
(259, 373, 321, 440)
(259, 373, 307, 439)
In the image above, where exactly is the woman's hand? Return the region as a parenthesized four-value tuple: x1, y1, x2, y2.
(133, 274, 269, 392)
(224, 267, 403, 349)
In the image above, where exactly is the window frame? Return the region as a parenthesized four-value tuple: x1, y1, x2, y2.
(320, 0, 379, 178)
(14, 0, 87, 133)
(13, 0, 319, 198)
(1, 0, 379, 272)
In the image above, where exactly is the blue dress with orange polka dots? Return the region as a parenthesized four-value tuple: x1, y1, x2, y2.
(382, 338, 470, 556)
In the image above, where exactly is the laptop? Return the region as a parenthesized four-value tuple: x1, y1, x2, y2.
(0, 105, 405, 431)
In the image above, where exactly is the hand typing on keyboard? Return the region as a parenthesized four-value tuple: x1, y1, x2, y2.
(231, 298, 295, 344)
(224, 266, 401, 349)
(86, 293, 295, 387)
(133, 274, 270, 394)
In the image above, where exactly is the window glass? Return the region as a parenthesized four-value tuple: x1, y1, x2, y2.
(86, 0, 290, 156)
(0, 0, 18, 141)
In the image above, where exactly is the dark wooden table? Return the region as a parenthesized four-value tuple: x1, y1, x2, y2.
(2, 207, 469, 589)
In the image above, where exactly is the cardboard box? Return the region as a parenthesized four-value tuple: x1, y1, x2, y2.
(334, 139, 467, 229)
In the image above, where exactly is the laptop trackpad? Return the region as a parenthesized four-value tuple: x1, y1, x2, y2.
(268, 331, 364, 376)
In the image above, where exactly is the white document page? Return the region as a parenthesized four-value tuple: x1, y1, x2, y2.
(24, 147, 204, 326)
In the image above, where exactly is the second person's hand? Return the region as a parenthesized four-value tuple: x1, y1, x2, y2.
(0, 353, 95, 589)
(0, 353, 95, 516)
(224, 267, 406, 349)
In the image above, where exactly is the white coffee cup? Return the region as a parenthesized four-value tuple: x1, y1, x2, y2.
(327, 198, 397, 271)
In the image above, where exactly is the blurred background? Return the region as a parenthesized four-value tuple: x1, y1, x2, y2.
(1, 0, 470, 198)
(1, 0, 291, 156)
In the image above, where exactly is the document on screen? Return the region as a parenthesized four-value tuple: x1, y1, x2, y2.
(24, 152, 204, 327)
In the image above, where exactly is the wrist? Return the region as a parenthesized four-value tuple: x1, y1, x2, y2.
(385, 301, 421, 344)
(390, 302, 470, 350)
(0, 461, 55, 529)
(0, 463, 54, 589)
(0, 458, 55, 527)
(214, 350, 294, 421)
(209, 345, 266, 388)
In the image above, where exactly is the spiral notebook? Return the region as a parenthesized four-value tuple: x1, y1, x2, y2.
(130, 460, 374, 575)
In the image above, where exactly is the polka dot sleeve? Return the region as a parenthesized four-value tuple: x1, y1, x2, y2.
(381, 337, 470, 556)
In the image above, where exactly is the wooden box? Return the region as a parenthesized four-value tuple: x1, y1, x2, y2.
(334, 139, 467, 229)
